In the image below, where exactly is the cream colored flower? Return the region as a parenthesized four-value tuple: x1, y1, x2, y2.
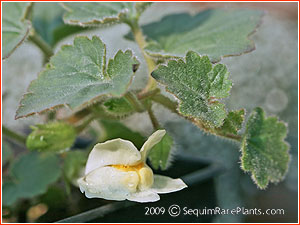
(78, 130, 187, 202)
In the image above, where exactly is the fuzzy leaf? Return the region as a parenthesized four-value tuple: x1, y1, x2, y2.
(151, 51, 232, 127)
(99, 120, 145, 149)
(241, 107, 290, 189)
(103, 97, 135, 117)
(63, 151, 87, 183)
(16, 36, 139, 119)
(62, 2, 151, 27)
(3, 152, 61, 206)
(130, 9, 262, 63)
(148, 133, 173, 170)
(26, 122, 76, 152)
(2, 2, 32, 59)
(32, 2, 88, 47)
(217, 109, 245, 135)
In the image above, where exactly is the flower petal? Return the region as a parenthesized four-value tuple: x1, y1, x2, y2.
(85, 139, 141, 174)
(127, 190, 160, 203)
(140, 130, 166, 161)
(78, 166, 139, 201)
(150, 175, 187, 194)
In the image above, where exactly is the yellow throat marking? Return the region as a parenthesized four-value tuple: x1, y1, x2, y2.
(111, 162, 144, 172)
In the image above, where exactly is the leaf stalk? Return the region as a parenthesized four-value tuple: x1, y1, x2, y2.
(29, 31, 53, 63)
(124, 91, 145, 112)
(130, 22, 157, 92)
(2, 126, 26, 145)
(147, 104, 160, 130)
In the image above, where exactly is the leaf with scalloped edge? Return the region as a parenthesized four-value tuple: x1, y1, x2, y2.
(16, 36, 139, 119)
(32, 2, 88, 47)
(216, 109, 245, 136)
(151, 51, 232, 127)
(62, 2, 152, 27)
(2, 2, 32, 59)
(241, 107, 290, 189)
(3, 152, 61, 206)
(127, 9, 262, 63)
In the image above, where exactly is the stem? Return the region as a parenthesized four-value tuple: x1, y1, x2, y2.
(137, 88, 160, 100)
(29, 31, 53, 63)
(130, 22, 157, 92)
(24, 2, 34, 20)
(147, 104, 160, 130)
(75, 116, 95, 133)
(124, 91, 144, 112)
(65, 108, 92, 124)
(190, 118, 242, 142)
(2, 126, 26, 145)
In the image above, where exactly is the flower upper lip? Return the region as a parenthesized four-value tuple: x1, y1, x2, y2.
(78, 130, 187, 203)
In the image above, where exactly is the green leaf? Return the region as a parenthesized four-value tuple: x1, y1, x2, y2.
(241, 107, 290, 189)
(62, 2, 151, 27)
(217, 109, 245, 135)
(130, 9, 262, 63)
(16, 36, 139, 119)
(63, 151, 87, 183)
(2, 2, 32, 59)
(151, 51, 232, 127)
(148, 133, 173, 170)
(3, 181, 18, 207)
(26, 122, 76, 152)
(99, 120, 145, 149)
(32, 2, 88, 47)
(3, 152, 61, 206)
(103, 97, 135, 117)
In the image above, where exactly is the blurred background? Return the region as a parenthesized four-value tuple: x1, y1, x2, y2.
(2, 2, 298, 223)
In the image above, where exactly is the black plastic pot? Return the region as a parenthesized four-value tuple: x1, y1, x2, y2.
(57, 154, 224, 223)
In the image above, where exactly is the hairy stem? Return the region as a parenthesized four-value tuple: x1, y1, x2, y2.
(130, 22, 157, 92)
(124, 91, 145, 112)
(147, 104, 160, 130)
(3, 126, 26, 145)
(29, 31, 53, 63)
(137, 88, 160, 100)
(75, 116, 95, 133)
(191, 118, 242, 142)
(65, 108, 92, 124)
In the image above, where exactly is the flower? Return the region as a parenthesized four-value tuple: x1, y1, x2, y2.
(78, 130, 187, 202)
